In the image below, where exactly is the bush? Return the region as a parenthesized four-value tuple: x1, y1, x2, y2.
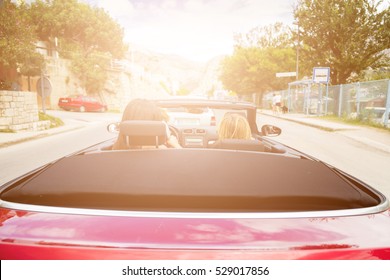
(38, 112, 64, 128)
(320, 112, 389, 131)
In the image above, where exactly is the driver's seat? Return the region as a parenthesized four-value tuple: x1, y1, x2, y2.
(119, 120, 168, 148)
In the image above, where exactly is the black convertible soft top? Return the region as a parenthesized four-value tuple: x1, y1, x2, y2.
(1, 149, 383, 213)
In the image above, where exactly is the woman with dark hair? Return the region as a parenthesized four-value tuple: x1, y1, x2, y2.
(112, 99, 181, 150)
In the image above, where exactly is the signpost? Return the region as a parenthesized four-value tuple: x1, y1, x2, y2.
(276, 72, 297, 111)
(36, 75, 52, 114)
(312, 67, 330, 115)
(276, 72, 297, 78)
(313, 67, 330, 84)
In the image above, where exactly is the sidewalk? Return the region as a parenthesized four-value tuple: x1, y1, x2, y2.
(0, 122, 85, 148)
(258, 109, 357, 131)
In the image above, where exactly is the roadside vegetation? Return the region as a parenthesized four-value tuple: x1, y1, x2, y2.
(318, 114, 390, 131)
(0, 0, 127, 95)
(38, 112, 64, 129)
(0, 128, 14, 133)
(0, 112, 64, 133)
(0, 0, 388, 105)
(219, 0, 390, 102)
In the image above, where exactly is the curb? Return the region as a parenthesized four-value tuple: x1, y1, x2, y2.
(259, 112, 336, 132)
(276, 117, 337, 132)
(258, 112, 342, 132)
(258, 111, 390, 155)
(0, 125, 84, 149)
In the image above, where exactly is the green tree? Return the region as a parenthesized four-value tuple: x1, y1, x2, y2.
(70, 49, 110, 95)
(0, 0, 44, 88)
(294, 0, 390, 85)
(220, 23, 296, 101)
(234, 22, 293, 49)
(29, 0, 127, 58)
(221, 47, 295, 95)
(28, 0, 128, 95)
(176, 86, 190, 96)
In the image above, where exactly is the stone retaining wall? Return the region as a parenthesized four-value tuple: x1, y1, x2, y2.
(0, 90, 50, 132)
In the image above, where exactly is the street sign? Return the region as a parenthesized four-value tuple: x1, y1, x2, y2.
(276, 72, 296, 78)
(36, 76, 52, 97)
(313, 67, 330, 83)
(36, 75, 52, 114)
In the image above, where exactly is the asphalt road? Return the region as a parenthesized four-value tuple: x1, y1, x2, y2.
(0, 111, 119, 188)
(257, 114, 390, 199)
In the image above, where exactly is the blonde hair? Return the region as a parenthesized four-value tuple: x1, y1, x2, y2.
(218, 113, 252, 140)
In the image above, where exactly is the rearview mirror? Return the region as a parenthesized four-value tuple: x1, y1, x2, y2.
(261, 125, 282, 137)
(107, 122, 120, 133)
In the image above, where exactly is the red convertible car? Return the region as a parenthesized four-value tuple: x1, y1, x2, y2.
(0, 99, 389, 259)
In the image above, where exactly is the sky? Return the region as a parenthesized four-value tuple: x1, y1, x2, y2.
(83, 0, 296, 62)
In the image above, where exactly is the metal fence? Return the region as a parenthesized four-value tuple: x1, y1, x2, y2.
(262, 79, 390, 127)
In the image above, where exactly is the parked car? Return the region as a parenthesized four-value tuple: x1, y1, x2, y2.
(165, 106, 216, 126)
(0, 98, 389, 260)
(58, 95, 107, 112)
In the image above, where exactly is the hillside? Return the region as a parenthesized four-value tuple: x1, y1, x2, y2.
(127, 45, 224, 95)
(101, 45, 226, 110)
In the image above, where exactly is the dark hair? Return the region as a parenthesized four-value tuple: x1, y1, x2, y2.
(121, 99, 163, 121)
(112, 99, 164, 150)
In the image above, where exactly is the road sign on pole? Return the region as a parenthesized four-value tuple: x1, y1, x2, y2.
(276, 72, 296, 78)
(312, 67, 330, 117)
(36, 75, 52, 114)
(313, 67, 330, 83)
(36, 76, 52, 97)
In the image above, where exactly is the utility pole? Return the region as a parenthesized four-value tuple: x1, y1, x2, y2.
(296, 20, 299, 81)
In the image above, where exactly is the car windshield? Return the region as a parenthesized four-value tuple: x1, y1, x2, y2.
(164, 106, 247, 127)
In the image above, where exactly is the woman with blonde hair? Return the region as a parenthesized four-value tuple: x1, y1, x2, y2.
(218, 113, 252, 140)
(112, 99, 180, 150)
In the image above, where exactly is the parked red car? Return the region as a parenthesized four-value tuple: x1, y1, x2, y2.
(58, 95, 107, 112)
(0, 99, 389, 260)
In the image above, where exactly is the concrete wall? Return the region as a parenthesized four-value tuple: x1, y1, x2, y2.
(0, 90, 50, 132)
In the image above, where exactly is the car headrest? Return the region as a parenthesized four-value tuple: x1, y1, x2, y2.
(213, 139, 264, 152)
(119, 120, 168, 148)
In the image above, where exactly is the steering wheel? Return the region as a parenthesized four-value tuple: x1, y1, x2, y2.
(168, 124, 180, 140)
(165, 124, 181, 148)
